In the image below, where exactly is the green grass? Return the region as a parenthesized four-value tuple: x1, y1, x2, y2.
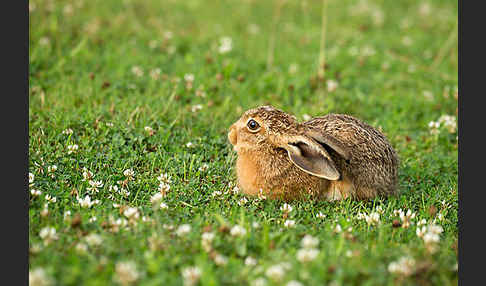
(29, 0, 458, 285)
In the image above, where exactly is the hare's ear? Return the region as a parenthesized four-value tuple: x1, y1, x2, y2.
(284, 140, 340, 180)
(305, 130, 352, 161)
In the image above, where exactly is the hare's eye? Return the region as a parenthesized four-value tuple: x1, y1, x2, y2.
(247, 119, 260, 131)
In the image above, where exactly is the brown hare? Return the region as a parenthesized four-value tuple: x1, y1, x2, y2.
(228, 105, 399, 201)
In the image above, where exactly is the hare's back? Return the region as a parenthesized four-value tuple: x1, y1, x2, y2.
(305, 114, 399, 197)
(304, 113, 397, 164)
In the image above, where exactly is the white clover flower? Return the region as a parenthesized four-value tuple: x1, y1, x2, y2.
(31, 189, 42, 197)
(191, 104, 203, 113)
(417, 219, 427, 226)
(44, 194, 57, 203)
(184, 74, 195, 82)
(75, 242, 88, 254)
(218, 37, 233, 54)
(416, 226, 427, 238)
(423, 232, 440, 244)
(334, 224, 342, 233)
(87, 180, 103, 193)
(201, 232, 215, 243)
(114, 261, 140, 286)
(428, 121, 440, 130)
(63, 210, 71, 222)
(119, 188, 130, 197)
(252, 222, 260, 229)
(212, 190, 223, 198)
(157, 173, 172, 184)
(159, 202, 169, 210)
(84, 233, 103, 247)
(252, 278, 267, 286)
(302, 114, 311, 121)
(280, 203, 293, 213)
(67, 144, 79, 154)
(176, 224, 192, 237)
(106, 122, 114, 127)
(63, 4, 73, 15)
(326, 80, 339, 92)
(39, 227, 58, 245)
(158, 182, 171, 195)
(388, 256, 415, 276)
(257, 189, 267, 200)
(301, 235, 319, 249)
(29, 172, 35, 184)
(47, 165, 57, 173)
(181, 266, 201, 286)
(198, 163, 209, 172)
(123, 207, 140, 220)
(418, 223, 444, 253)
(399, 209, 416, 228)
(419, 2, 431, 16)
(214, 253, 228, 266)
(131, 66, 144, 77)
(201, 232, 215, 252)
(78, 195, 98, 208)
(437, 213, 444, 221)
(123, 169, 135, 179)
(29, 267, 54, 286)
(286, 280, 303, 286)
(265, 264, 285, 282)
(150, 193, 163, 205)
(245, 256, 257, 266)
(283, 220, 296, 228)
(82, 167, 93, 181)
(423, 91, 434, 100)
(360, 212, 380, 225)
(315, 212, 326, 219)
(144, 126, 155, 135)
(186, 142, 195, 148)
(238, 197, 248, 206)
(438, 115, 457, 133)
(428, 224, 444, 235)
(296, 248, 319, 263)
(230, 225, 247, 237)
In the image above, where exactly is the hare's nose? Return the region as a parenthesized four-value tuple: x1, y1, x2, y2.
(228, 126, 237, 145)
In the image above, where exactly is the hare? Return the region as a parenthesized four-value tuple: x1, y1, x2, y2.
(227, 105, 399, 201)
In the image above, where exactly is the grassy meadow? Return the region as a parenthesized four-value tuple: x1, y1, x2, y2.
(29, 0, 458, 285)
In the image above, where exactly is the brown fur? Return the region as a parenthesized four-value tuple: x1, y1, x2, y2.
(228, 106, 399, 201)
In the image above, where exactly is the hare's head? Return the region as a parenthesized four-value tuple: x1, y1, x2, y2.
(228, 106, 351, 180)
